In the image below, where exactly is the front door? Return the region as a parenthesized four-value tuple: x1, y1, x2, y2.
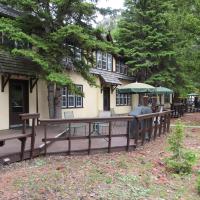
(9, 80, 29, 128)
(103, 87, 110, 111)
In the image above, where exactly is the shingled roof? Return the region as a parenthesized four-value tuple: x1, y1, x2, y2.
(0, 50, 41, 77)
(90, 68, 135, 85)
(0, 3, 20, 18)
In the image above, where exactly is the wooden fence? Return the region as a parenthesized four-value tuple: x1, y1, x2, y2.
(39, 110, 172, 156)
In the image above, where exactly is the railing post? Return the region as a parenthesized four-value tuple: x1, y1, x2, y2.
(88, 122, 92, 155)
(20, 119, 26, 161)
(148, 117, 153, 141)
(30, 118, 36, 158)
(135, 118, 139, 147)
(153, 115, 158, 140)
(126, 120, 130, 152)
(108, 121, 112, 153)
(158, 115, 162, 137)
(141, 120, 145, 145)
(163, 114, 167, 134)
(44, 124, 47, 156)
(167, 112, 171, 133)
(68, 123, 71, 155)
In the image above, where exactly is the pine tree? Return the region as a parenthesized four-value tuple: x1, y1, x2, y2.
(0, 0, 117, 118)
(115, 0, 175, 84)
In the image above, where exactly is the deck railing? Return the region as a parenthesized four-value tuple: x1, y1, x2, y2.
(39, 110, 172, 156)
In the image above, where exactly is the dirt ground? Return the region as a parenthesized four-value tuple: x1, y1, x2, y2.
(0, 113, 200, 200)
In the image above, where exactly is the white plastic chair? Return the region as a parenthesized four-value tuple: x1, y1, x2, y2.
(64, 111, 86, 136)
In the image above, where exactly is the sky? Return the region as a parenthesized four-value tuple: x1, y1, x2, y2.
(96, 0, 124, 10)
(95, 0, 124, 24)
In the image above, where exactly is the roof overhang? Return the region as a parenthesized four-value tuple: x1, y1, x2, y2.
(0, 50, 41, 77)
(90, 68, 135, 85)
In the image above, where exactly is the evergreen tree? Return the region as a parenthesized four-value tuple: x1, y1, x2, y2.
(166, 0, 200, 95)
(0, 0, 116, 118)
(115, 0, 175, 85)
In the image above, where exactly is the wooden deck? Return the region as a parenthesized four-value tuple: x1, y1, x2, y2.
(0, 111, 171, 164)
(0, 123, 135, 163)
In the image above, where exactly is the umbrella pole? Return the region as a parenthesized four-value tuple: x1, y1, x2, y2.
(159, 95, 162, 105)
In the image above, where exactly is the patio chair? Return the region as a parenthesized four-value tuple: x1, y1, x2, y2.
(64, 111, 86, 136)
(92, 111, 111, 135)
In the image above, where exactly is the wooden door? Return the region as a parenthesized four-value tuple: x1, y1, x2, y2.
(9, 80, 29, 128)
(103, 87, 110, 111)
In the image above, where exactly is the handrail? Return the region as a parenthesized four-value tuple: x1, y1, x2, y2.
(39, 116, 133, 125)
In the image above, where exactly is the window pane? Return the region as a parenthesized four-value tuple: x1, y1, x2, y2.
(97, 51, 102, 69)
(68, 92, 75, 107)
(128, 94, 131, 106)
(76, 85, 83, 107)
(102, 53, 107, 69)
(116, 61, 120, 73)
(62, 87, 67, 107)
(107, 54, 112, 71)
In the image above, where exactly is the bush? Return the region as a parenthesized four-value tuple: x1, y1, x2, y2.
(165, 121, 196, 174)
(197, 175, 200, 194)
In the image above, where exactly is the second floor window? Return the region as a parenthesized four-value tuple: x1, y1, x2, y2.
(116, 59, 128, 75)
(97, 51, 112, 71)
(62, 85, 83, 108)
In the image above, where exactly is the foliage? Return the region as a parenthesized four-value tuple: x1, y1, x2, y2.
(0, 0, 118, 118)
(115, 0, 176, 84)
(100, 173, 150, 200)
(165, 121, 196, 174)
(197, 174, 200, 194)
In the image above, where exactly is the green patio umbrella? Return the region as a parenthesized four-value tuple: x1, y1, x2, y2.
(118, 82, 155, 94)
(187, 93, 199, 96)
(155, 86, 173, 94)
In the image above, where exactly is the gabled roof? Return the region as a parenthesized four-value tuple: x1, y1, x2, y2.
(0, 50, 41, 77)
(0, 3, 20, 18)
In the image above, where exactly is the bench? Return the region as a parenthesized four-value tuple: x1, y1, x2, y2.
(0, 113, 40, 161)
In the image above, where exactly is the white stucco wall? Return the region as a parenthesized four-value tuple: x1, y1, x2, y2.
(61, 71, 100, 118)
(0, 74, 9, 130)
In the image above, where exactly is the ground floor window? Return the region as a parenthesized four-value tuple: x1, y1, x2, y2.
(62, 85, 83, 108)
(164, 94, 170, 103)
(116, 91, 131, 106)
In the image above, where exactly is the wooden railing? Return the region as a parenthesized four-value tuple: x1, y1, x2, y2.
(19, 113, 40, 159)
(39, 111, 172, 156)
(171, 103, 185, 118)
(0, 113, 39, 163)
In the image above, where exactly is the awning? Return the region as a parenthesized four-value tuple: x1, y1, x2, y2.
(0, 50, 41, 77)
(90, 68, 122, 85)
(100, 72, 121, 85)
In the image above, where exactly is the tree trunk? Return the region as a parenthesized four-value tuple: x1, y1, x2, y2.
(47, 83, 55, 119)
(54, 85, 62, 119)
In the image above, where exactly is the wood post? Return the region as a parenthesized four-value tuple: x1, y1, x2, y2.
(88, 122, 92, 155)
(108, 122, 112, 153)
(126, 121, 130, 151)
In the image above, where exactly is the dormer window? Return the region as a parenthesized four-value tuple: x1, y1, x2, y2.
(96, 51, 112, 71)
(116, 59, 128, 75)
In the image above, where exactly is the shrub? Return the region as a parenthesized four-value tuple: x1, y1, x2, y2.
(165, 121, 196, 174)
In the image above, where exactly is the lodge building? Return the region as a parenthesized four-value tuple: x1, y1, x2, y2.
(0, 4, 172, 131)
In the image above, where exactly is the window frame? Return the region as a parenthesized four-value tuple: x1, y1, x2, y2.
(116, 90, 131, 106)
(96, 51, 113, 71)
(116, 59, 128, 75)
(61, 85, 83, 109)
